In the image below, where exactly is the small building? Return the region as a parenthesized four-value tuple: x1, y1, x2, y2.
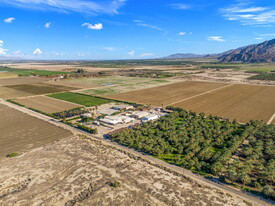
(100, 116, 123, 125)
(132, 111, 149, 119)
(120, 116, 135, 123)
(141, 114, 159, 122)
(111, 104, 134, 111)
(80, 113, 92, 118)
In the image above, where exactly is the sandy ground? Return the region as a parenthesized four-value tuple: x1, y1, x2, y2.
(0, 136, 250, 206)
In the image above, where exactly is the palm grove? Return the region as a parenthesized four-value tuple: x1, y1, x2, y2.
(111, 107, 275, 199)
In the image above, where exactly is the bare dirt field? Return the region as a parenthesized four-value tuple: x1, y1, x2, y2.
(0, 104, 72, 158)
(14, 96, 82, 113)
(0, 77, 48, 86)
(107, 81, 227, 106)
(0, 136, 249, 206)
(171, 84, 275, 123)
(0, 83, 79, 99)
(108, 81, 275, 123)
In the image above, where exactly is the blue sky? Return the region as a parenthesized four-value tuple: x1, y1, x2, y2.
(0, 0, 275, 60)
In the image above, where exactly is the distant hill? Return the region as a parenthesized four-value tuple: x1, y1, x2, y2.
(162, 53, 205, 59)
(219, 39, 275, 63)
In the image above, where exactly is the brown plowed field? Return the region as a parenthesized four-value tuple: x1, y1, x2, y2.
(108, 81, 275, 123)
(107, 81, 227, 106)
(0, 83, 79, 99)
(171, 84, 275, 123)
(0, 77, 47, 86)
(15, 96, 82, 113)
(0, 104, 72, 158)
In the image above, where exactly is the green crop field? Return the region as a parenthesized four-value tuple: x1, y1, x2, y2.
(48, 92, 111, 107)
(0, 66, 70, 76)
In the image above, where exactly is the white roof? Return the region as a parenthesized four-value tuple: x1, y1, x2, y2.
(142, 114, 159, 120)
(134, 111, 149, 117)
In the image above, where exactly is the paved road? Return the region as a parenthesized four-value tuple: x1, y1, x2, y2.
(1, 99, 273, 206)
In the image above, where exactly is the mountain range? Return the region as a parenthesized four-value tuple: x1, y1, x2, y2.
(163, 39, 275, 63)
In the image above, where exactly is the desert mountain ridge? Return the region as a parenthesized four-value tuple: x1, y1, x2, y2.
(163, 39, 275, 63)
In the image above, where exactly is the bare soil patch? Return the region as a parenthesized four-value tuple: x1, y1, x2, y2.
(171, 84, 275, 123)
(107, 81, 227, 106)
(14, 96, 82, 113)
(0, 104, 72, 158)
(5, 83, 78, 96)
(0, 77, 47, 86)
(0, 136, 249, 206)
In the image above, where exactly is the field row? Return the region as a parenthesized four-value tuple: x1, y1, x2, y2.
(0, 104, 71, 158)
(108, 81, 275, 123)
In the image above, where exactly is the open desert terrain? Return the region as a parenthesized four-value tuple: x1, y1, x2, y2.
(0, 135, 250, 206)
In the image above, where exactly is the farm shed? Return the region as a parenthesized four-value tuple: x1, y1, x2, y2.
(111, 104, 134, 110)
(141, 114, 159, 122)
(100, 116, 123, 125)
(132, 111, 149, 119)
(80, 113, 92, 118)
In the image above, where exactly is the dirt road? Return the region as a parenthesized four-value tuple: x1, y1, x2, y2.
(0, 99, 273, 206)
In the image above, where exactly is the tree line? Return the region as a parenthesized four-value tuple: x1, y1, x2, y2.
(111, 107, 274, 199)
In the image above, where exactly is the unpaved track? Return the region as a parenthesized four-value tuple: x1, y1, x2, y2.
(0, 99, 273, 206)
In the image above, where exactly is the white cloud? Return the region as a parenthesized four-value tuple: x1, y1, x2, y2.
(139, 53, 155, 57)
(0, 48, 8, 55)
(128, 51, 135, 56)
(102, 47, 115, 51)
(0, 40, 8, 55)
(44, 22, 51, 28)
(4, 17, 15, 23)
(13, 50, 22, 55)
(178, 32, 186, 35)
(170, 4, 190, 10)
(221, 2, 275, 26)
(1, 0, 126, 15)
(207, 36, 225, 42)
(255, 37, 263, 40)
(259, 33, 275, 37)
(33, 48, 43, 55)
(82, 23, 103, 30)
(134, 20, 162, 31)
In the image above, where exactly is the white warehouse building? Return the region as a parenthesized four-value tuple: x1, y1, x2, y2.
(141, 114, 159, 122)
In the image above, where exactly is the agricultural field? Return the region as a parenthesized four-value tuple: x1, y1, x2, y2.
(0, 66, 70, 76)
(48, 80, 102, 89)
(107, 81, 227, 106)
(0, 77, 48, 86)
(108, 81, 275, 123)
(171, 84, 275, 123)
(71, 76, 178, 96)
(0, 83, 79, 99)
(0, 136, 249, 206)
(14, 96, 82, 113)
(0, 103, 71, 158)
(48, 92, 111, 107)
(0, 72, 18, 79)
